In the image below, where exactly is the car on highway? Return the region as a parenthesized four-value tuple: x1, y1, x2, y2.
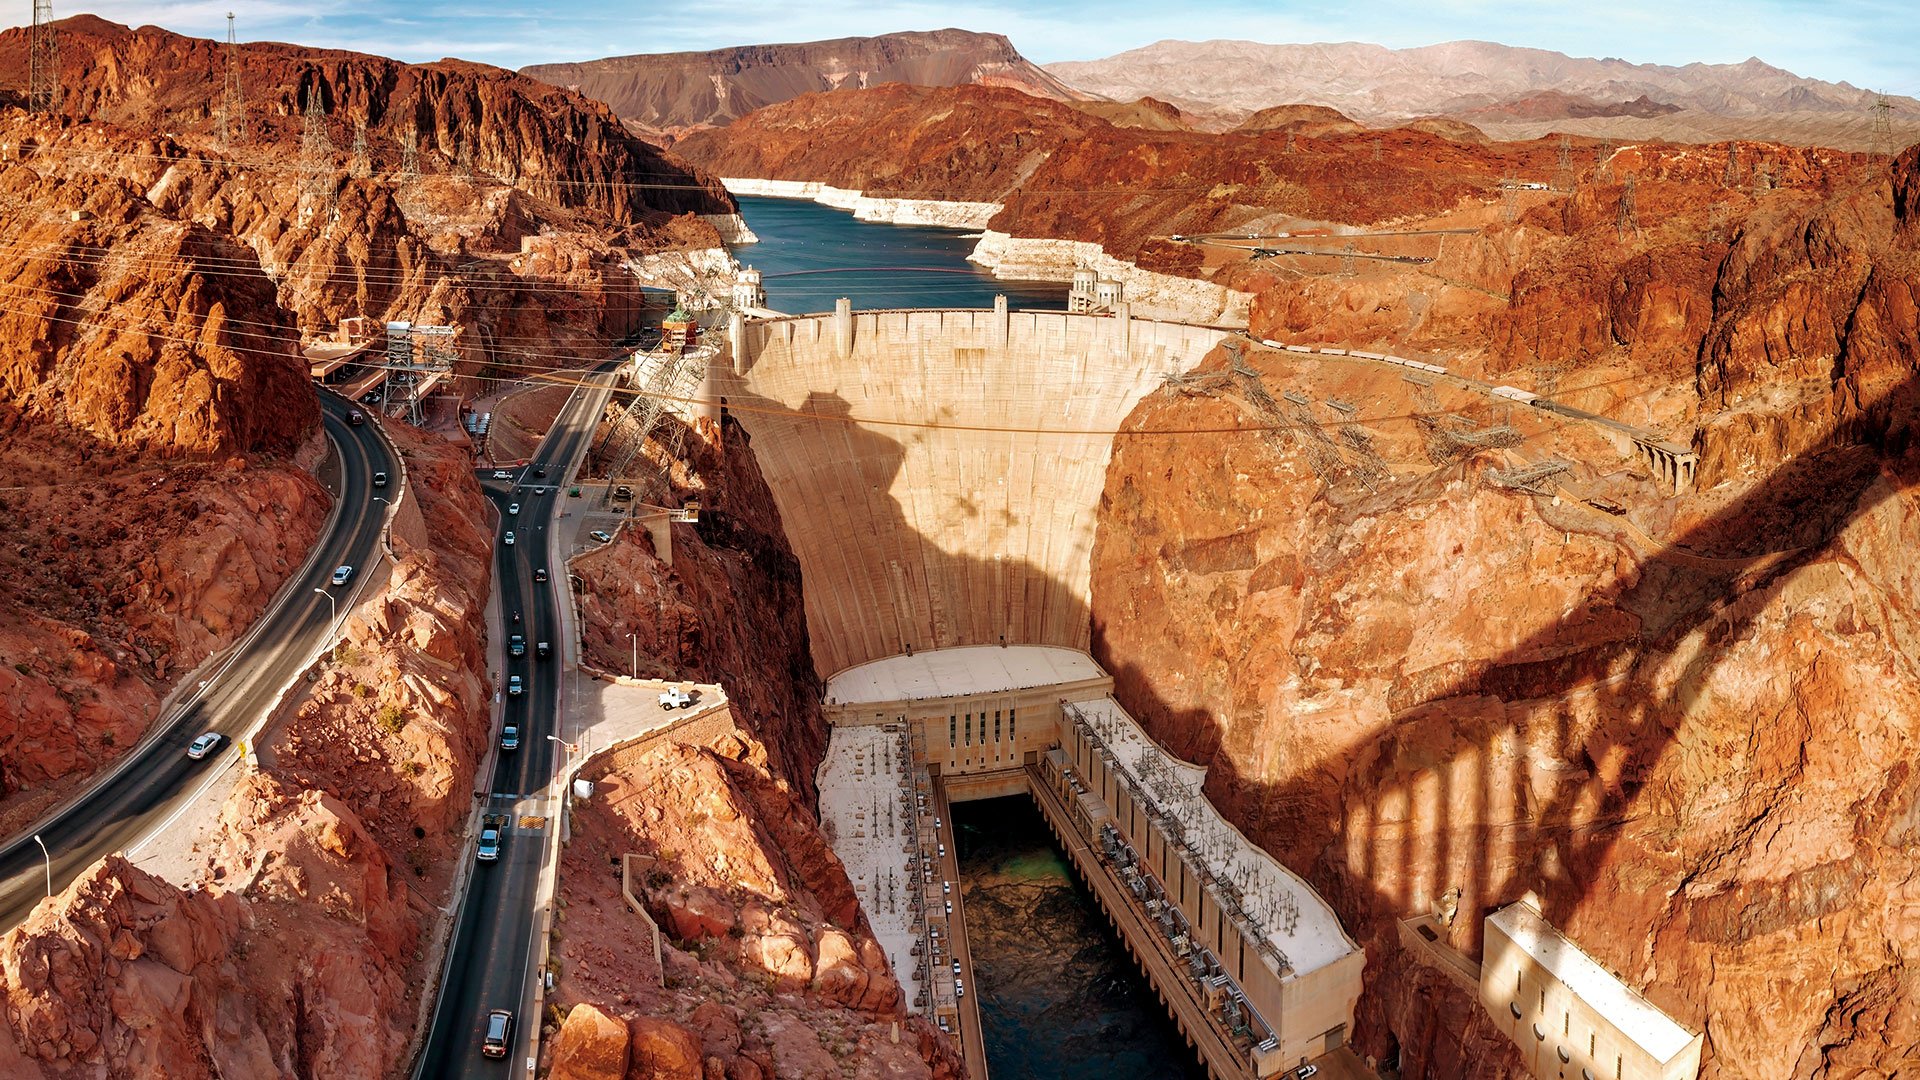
(347, 410, 365, 426)
(952, 960, 961, 975)
(507, 675, 523, 696)
(534, 567, 548, 582)
(185, 732, 223, 760)
(536, 641, 551, 660)
(503, 531, 515, 546)
(508, 503, 520, 515)
(491, 470, 511, 480)
(534, 466, 547, 477)
(509, 635, 525, 657)
(500, 725, 519, 751)
(372, 471, 388, 487)
(330, 565, 354, 586)
(659, 687, 692, 709)
(589, 530, 612, 544)
(481, 1008, 514, 1058)
(477, 816, 506, 863)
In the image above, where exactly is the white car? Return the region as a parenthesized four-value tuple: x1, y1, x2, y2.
(507, 675, 523, 696)
(507, 503, 520, 515)
(589, 530, 612, 544)
(1293, 1067, 1319, 1079)
(659, 687, 692, 710)
(330, 565, 353, 586)
(491, 470, 511, 480)
(186, 732, 222, 760)
(503, 531, 515, 546)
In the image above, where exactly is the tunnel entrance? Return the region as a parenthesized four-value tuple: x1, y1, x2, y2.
(956, 796, 1209, 1080)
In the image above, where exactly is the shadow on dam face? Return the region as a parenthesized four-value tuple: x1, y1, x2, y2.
(717, 308, 1233, 681)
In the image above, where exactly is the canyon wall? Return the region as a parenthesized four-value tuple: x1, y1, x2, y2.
(0, 425, 497, 1076)
(720, 309, 1231, 680)
(1086, 160, 1920, 1078)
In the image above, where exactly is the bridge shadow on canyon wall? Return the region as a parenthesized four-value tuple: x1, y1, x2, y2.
(719, 331, 1919, 1077)
(1108, 361, 1920, 1076)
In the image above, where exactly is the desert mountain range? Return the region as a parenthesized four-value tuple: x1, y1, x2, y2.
(522, 28, 1088, 138)
(1047, 38, 1920, 150)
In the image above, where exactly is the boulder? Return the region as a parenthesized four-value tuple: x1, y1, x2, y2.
(550, 1002, 631, 1080)
(627, 1014, 703, 1080)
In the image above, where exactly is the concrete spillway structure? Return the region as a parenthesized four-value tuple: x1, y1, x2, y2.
(719, 302, 1232, 679)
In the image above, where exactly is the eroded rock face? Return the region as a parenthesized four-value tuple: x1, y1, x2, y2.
(550, 736, 949, 1079)
(1089, 341, 1920, 1075)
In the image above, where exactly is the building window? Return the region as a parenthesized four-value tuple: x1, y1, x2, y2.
(950, 715, 956, 749)
(1010, 708, 1016, 743)
(1539, 989, 1546, 1011)
(1515, 968, 1522, 993)
(1532, 1023, 1545, 1042)
(995, 710, 1002, 742)
(1558, 1047, 1570, 1064)
(1616, 1056, 1622, 1079)
(1582, 1070, 1595, 1080)
(1509, 1003, 1522, 1020)
(1564, 1012, 1570, 1035)
(965, 713, 971, 746)
(1589, 1033, 1595, 1056)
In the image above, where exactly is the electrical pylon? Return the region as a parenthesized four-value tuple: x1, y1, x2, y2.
(219, 12, 243, 147)
(27, 0, 60, 114)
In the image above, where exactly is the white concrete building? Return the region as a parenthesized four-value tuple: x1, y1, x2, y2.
(1481, 902, 1703, 1080)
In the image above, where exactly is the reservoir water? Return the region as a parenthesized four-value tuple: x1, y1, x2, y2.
(732, 195, 1070, 315)
(957, 797, 1208, 1080)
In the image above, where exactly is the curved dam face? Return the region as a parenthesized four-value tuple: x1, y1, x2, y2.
(718, 306, 1231, 678)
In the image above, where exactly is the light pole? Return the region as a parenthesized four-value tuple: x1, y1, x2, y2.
(312, 587, 337, 629)
(31, 834, 49, 898)
(625, 630, 638, 679)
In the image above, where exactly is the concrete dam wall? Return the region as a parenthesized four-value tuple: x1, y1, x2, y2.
(717, 304, 1232, 679)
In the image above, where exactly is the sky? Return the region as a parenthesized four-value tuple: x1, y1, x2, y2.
(10, 0, 1916, 95)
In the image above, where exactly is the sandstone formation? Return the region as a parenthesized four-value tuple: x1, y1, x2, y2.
(0, 429, 496, 1075)
(551, 734, 957, 1079)
(1084, 151, 1920, 1079)
(1045, 39, 1920, 151)
(522, 29, 1088, 140)
(573, 416, 826, 796)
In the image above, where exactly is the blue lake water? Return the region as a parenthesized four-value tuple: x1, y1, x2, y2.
(731, 195, 1070, 315)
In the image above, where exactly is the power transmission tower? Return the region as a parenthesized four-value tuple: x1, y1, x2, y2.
(1722, 144, 1740, 187)
(454, 140, 474, 183)
(1753, 160, 1775, 192)
(1284, 131, 1296, 154)
(1869, 92, 1897, 162)
(1616, 174, 1639, 238)
(1340, 240, 1357, 277)
(1372, 137, 1383, 163)
(349, 118, 371, 179)
(1498, 177, 1518, 223)
(399, 127, 420, 181)
(1555, 134, 1573, 190)
(27, 0, 60, 114)
(1595, 140, 1615, 183)
(300, 86, 335, 205)
(219, 12, 243, 147)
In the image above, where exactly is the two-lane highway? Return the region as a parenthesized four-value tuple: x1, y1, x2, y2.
(0, 392, 399, 928)
(416, 365, 619, 1076)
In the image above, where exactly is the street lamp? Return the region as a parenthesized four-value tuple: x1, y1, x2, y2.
(31, 834, 49, 898)
(625, 631, 639, 679)
(312, 587, 337, 628)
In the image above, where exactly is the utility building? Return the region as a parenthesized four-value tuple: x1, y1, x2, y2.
(1481, 902, 1702, 1080)
(732, 265, 766, 311)
(1068, 267, 1125, 313)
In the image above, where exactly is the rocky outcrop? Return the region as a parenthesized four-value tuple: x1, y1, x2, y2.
(573, 416, 825, 796)
(522, 29, 1088, 138)
(551, 735, 953, 1078)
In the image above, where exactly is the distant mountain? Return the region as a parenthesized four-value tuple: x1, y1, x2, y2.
(525, 29, 1092, 138)
(1046, 39, 1920, 151)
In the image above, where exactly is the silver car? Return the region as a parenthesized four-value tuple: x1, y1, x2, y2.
(330, 565, 353, 586)
(186, 732, 222, 760)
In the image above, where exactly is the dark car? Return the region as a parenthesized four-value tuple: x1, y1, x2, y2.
(372, 471, 388, 487)
(481, 1009, 513, 1057)
(534, 567, 548, 582)
(534, 466, 548, 478)
(509, 635, 525, 657)
(347, 410, 365, 426)
(500, 725, 519, 751)
(536, 641, 551, 660)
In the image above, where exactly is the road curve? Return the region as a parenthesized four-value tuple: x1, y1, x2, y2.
(0, 391, 399, 929)
(414, 364, 619, 1077)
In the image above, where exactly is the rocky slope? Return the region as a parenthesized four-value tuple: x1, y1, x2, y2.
(547, 736, 958, 1079)
(573, 414, 826, 798)
(0, 426, 496, 1076)
(523, 29, 1088, 140)
(1046, 39, 1920, 151)
(0, 16, 733, 358)
(1085, 150, 1920, 1078)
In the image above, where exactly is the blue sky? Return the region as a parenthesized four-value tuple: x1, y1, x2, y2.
(16, 1, 1916, 94)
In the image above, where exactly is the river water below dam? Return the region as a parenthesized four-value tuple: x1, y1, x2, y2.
(957, 797, 1208, 1080)
(732, 195, 1069, 315)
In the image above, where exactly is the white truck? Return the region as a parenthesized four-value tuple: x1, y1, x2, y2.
(659, 686, 693, 710)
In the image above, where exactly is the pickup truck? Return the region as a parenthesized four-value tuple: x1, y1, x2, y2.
(659, 687, 692, 710)
(477, 814, 508, 862)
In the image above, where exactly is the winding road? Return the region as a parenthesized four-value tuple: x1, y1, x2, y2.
(0, 391, 399, 929)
